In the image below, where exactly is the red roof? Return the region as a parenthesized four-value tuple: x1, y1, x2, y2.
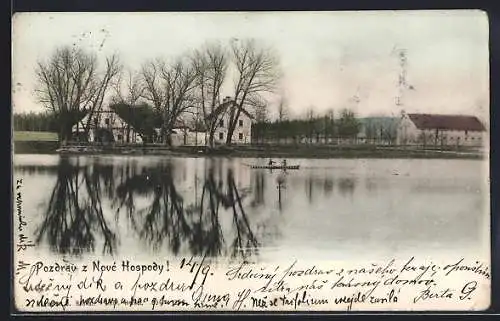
(407, 114, 486, 132)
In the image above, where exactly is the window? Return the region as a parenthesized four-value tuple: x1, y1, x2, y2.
(219, 132, 224, 140)
(105, 118, 110, 125)
(239, 119, 243, 127)
(239, 133, 243, 140)
(219, 119, 224, 127)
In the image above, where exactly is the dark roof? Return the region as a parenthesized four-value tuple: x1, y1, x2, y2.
(207, 100, 254, 120)
(407, 113, 486, 132)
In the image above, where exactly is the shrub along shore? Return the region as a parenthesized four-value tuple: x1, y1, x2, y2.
(13, 140, 485, 160)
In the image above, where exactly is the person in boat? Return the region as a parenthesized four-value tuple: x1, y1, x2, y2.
(268, 159, 275, 166)
(282, 159, 287, 167)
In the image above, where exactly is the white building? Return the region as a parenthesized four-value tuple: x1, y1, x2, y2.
(71, 98, 254, 146)
(171, 127, 207, 146)
(209, 97, 253, 145)
(396, 113, 486, 147)
(72, 109, 143, 144)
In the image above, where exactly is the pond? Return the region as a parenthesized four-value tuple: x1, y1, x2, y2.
(13, 154, 489, 263)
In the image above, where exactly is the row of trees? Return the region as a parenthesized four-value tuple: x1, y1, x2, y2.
(252, 108, 362, 144)
(14, 105, 397, 145)
(13, 112, 58, 132)
(34, 38, 280, 146)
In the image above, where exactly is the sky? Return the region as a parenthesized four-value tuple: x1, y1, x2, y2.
(12, 10, 489, 122)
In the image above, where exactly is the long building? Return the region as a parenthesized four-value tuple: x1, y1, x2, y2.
(396, 112, 486, 147)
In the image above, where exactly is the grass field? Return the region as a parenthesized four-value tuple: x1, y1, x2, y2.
(13, 131, 58, 142)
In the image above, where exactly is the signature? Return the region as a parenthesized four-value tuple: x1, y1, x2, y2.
(413, 286, 453, 303)
(15, 178, 34, 252)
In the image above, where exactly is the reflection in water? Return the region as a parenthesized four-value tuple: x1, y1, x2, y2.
(276, 172, 287, 212)
(14, 156, 487, 261)
(35, 158, 117, 256)
(338, 178, 356, 196)
(306, 176, 314, 204)
(303, 175, 355, 200)
(26, 158, 266, 260)
(323, 178, 334, 196)
(114, 162, 189, 255)
(251, 171, 266, 208)
(365, 178, 377, 193)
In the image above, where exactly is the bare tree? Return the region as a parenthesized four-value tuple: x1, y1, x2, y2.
(306, 107, 315, 144)
(364, 119, 377, 144)
(276, 95, 288, 143)
(110, 68, 145, 142)
(34, 46, 121, 142)
(192, 43, 228, 147)
(140, 55, 198, 145)
(253, 97, 269, 123)
(83, 54, 121, 140)
(112, 68, 145, 105)
(325, 108, 335, 143)
(225, 39, 280, 145)
(277, 95, 289, 123)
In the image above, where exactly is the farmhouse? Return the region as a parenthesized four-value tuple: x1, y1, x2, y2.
(396, 113, 486, 147)
(72, 109, 144, 144)
(208, 97, 254, 145)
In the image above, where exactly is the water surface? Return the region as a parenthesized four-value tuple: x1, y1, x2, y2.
(13, 154, 489, 262)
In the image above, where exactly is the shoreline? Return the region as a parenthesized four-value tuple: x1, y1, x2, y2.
(13, 141, 486, 160)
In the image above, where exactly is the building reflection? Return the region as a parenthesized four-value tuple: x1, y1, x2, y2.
(303, 175, 356, 200)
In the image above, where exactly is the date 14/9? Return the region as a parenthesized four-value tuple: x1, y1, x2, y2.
(179, 255, 213, 288)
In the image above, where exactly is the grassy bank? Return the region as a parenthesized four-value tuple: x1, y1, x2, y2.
(19, 144, 484, 160)
(13, 131, 59, 154)
(14, 131, 58, 142)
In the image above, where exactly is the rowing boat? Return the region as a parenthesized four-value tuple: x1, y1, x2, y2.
(250, 165, 300, 170)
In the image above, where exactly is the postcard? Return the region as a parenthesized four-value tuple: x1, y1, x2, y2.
(12, 10, 490, 312)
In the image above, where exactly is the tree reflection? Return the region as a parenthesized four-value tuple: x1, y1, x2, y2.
(113, 160, 260, 260)
(305, 176, 315, 204)
(365, 178, 377, 193)
(304, 175, 336, 200)
(226, 169, 259, 258)
(323, 178, 334, 196)
(35, 157, 117, 256)
(113, 161, 190, 254)
(276, 172, 287, 212)
(338, 177, 356, 196)
(251, 170, 266, 208)
(29, 157, 267, 260)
